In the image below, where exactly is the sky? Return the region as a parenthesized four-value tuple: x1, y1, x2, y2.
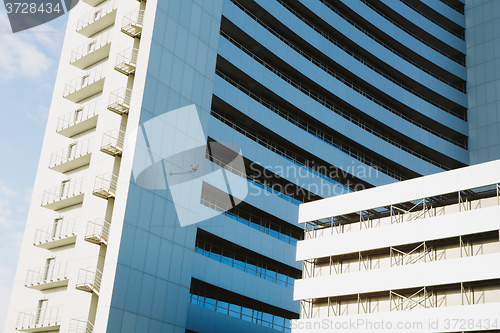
(0, 12, 68, 331)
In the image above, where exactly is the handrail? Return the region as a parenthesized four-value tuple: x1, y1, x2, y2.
(116, 47, 138, 67)
(85, 219, 110, 242)
(63, 64, 106, 97)
(101, 129, 125, 150)
(77, 267, 102, 294)
(49, 138, 92, 168)
(33, 218, 77, 244)
(41, 177, 85, 205)
(76, 0, 116, 31)
(229, 1, 467, 145)
(16, 306, 60, 329)
(69, 318, 94, 333)
(70, 30, 112, 63)
(257, 0, 467, 94)
(57, 100, 99, 132)
(212, 106, 357, 184)
(25, 261, 69, 286)
(94, 173, 118, 194)
(108, 88, 132, 108)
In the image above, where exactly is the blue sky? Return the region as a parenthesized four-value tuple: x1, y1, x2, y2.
(0, 12, 67, 330)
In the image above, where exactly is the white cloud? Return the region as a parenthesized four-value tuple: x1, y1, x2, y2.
(0, 180, 31, 330)
(0, 13, 65, 80)
(0, 10, 67, 332)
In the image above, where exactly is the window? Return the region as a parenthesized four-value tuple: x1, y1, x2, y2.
(35, 299, 47, 325)
(44, 258, 55, 281)
(81, 74, 89, 87)
(60, 180, 70, 198)
(67, 143, 76, 160)
(87, 41, 96, 53)
(93, 8, 102, 20)
(51, 218, 62, 238)
(73, 109, 83, 123)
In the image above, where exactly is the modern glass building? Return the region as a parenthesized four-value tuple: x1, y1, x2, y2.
(3, 0, 496, 332)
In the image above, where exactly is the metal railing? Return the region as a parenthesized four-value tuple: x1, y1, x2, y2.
(85, 219, 110, 244)
(56, 100, 99, 132)
(305, 184, 500, 240)
(121, 9, 144, 37)
(220, 26, 466, 152)
(115, 48, 138, 74)
(211, 108, 353, 186)
(33, 218, 77, 245)
(76, 267, 102, 294)
(25, 261, 69, 286)
(108, 88, 132, 114)
(207, 153, 303, 205)
(41, 178, 85, 206)
(63, 64, 106, 97)
(264, 0, 467, 94)
(69, 319, 94, 333)
(70, 30, 112, 63)
(49, 138, 93, 168)
(319, 0, 465, 66)
(93, 173, 118, 197)
(76, 0, 116, 31)
(399, 0, 464, 39)
(100, 129, 124, 155)
(16, 306, 60, 329)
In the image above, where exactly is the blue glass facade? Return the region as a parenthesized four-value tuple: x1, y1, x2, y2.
(104, 0, 470, 332)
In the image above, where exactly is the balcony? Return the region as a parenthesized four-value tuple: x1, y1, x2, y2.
(56, 101, 99, 138)
(33, 218, 77, 249)
(41, 178, 85, 211)
(16, 306, 60, 332)
(107, 88, 131, 115)
(25, 262, 69, 291)
(114, 48, 138, 75)
(49, 139, 92, 173)
(63, 65, 106, 103)
(69, 319, 94, 333)
(93, 173, 117, 199)
(76, 267, 102, 295)
(84, 219, 110, 245)
(70, 31, 111, 69)
(100, 129, 124, 156)
(82, 0, 106, 7)
(121, 9, 143, 38)
(76, 0, 117, 37)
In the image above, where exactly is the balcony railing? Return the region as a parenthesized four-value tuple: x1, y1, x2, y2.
(114, 48, 138, 75)
(63, 64, 106, 103)
(84, 219, 110, 245)
(100, 129, 124, 156)
(41, 178, 85, 211)
(56, 100, 99, 137)
(16, 306, 60, 332)
(33, 218, 77, 249)
(25, 261, 69, 290)
(121, 9, 144, 38)
(76, 267, 102, 295)
(69, 319, 94, 333)
(107, 88, 131, 115)
(76, 0, 117, 37)
(93, 173, 118, 199)
(70, 31, 112, 69)
(49, 138, 92, 173)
